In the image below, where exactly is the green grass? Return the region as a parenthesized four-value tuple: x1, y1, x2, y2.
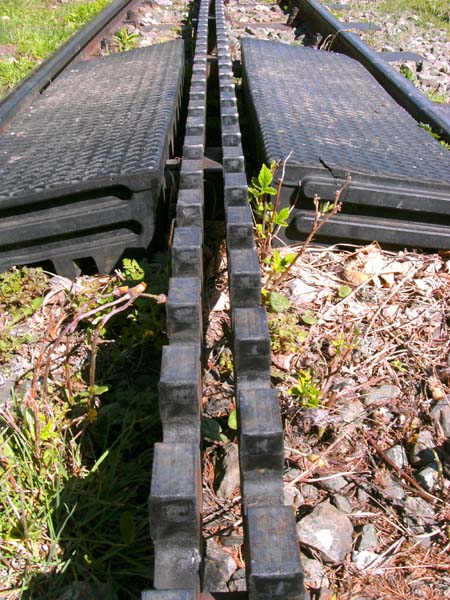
(0, 0, 111, 99)
(0, 260, 168, 598)
(377, 0, 449, 30)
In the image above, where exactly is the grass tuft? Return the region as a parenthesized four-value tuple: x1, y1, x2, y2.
(0, 259, 168, 598)
(0, 0, 111, 99)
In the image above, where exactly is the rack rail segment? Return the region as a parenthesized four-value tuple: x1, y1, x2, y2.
(144, 0, 209, 596)
(216, 0, 305, 597)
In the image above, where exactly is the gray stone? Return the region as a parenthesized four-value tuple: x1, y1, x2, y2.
(364, 384, 401, 406)
(404, 496, 436, 532)
(357, 523, 378, 551)
(332, 494, 352, 514)
(352, 550, 380, 570)
(0, 375, 14, 406)
(216, 443, 240, 499)
(301, 483, 319, 503)
(409, 430, 436, 466)
(385, 444, 408, 469)
(203, 539, 237, 592)
(297, 501, 354, 564)
(357, 487, 369, 506)
(416, 462, 439, 492)
(228, 567, 246, 592)
(338, 399, 365, 425)
(57, 583, 113, 600)
(300, 554, 329, 589)
(318, 475, 348, 492)
(383, 472, 404, 500)
(431, 398, 450, 437)
(289, 278, 318, 304)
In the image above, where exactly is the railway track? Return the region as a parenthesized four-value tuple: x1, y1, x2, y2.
(1, 0, 450, 598)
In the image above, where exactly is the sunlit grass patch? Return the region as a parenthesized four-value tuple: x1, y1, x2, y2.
(0, 0, 111, 99)
(0, 260, 167, 598)
(378, 0, 449, 30)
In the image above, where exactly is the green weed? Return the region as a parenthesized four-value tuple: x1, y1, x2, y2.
(248, 163, 290, 255)
(288, 369, 321, 408)
(420, 122, 450, 150)
(113, 28, 140, 53)
(0, 267, 47, 363)
(0, 257, 167, 597)
(268, 311, 308, 354)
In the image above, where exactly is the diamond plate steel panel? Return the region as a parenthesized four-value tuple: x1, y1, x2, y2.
(0, 41, 184, 204)
(242, 39, 450, 200)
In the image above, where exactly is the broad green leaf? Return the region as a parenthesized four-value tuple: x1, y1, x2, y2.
(277, 207, 290, 221)
(202, 417, 223, 441)
(338, 285, 352, 298)
(301, 310, 317, 325)
(270, 291, 291, 313)
(227, 409, 238, 430)
(92, 384, 109, 396)
(281, 253, 296, 267)
(258, 164, 273, 189)
(263, 186, 277, 195)
(273, 212, 289, 227)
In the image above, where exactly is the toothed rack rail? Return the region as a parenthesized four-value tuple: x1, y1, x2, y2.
(2, 0, 450, 597)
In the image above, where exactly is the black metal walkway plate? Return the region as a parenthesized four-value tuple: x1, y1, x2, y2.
(242, 39, 450, 248)
(0, 41, 184, 276)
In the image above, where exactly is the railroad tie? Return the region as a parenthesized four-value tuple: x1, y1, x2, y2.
(241, 38, 450, 249)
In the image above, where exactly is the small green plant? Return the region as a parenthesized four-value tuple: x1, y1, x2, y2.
(273, 176, 350, 286)
(0, 266, 48, 363)
(338, 284, 352, 298)
(264, 249, 296, 287)
(288, 369, 321, 408)
(420, 122, 450, 150)
(268, 290, 291, 313)
(0, 257, 166, 596)
(113, 27, 140, 52)
(248, 162, 291, 255)
(227, 409, 238, 430)
(400, 63, 416, 82)
(391, 358, 407, 372)
(427, 89, 447, 104)
(218, 347, 234, 376)
(300, 309, 318, 325)
(268, 311, 308, 354)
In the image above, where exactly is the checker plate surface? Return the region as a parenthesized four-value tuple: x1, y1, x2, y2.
(0, 41, 184, 204)
(242, 39, 450, 189)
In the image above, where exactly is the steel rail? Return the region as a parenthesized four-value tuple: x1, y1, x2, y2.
(295, 0, 450, 144)
(0, 0, 136, 130)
